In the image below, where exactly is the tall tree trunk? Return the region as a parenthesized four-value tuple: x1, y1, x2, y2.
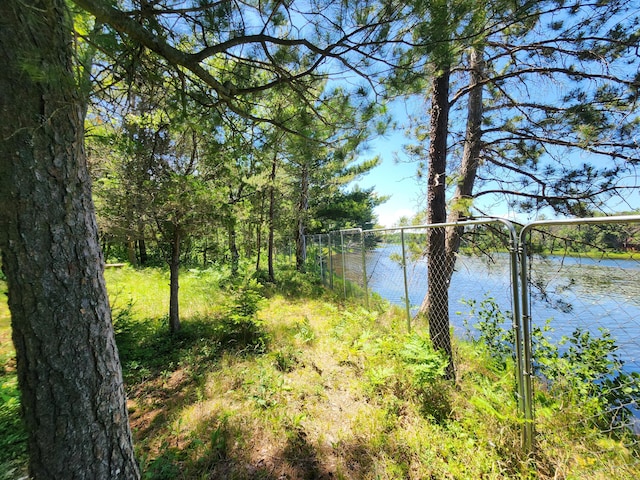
(0, 1, 139, 477)
(138, 238, 148, 265)
(243, 219, 253, 258)
(255, 222, 262, 272)
(169, 225, 181, 334)
(103, 236, 112, 261)
(255, 192, 265, 273)
(295, 163, 310, 272)
(228, 222, 239, 276)
(137, 220, 148, 265)
(420, 68, 455, 380)
(127, 238, 138, 266)
(267, 152, 278, 282)
(446, 46, 485, 253)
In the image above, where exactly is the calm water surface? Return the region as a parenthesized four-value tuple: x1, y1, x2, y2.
(366, 245, 640, 372)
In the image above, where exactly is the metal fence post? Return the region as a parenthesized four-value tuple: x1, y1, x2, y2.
(360, 229, 369, 308)
(328, 233, 334, 290)
(493, 220, 528, 453)
(340, 230, 347, 300)
(517, 233, 535, 455)
(401, 228, 412, 332)
(517, 214, 640, 457)
(316, 215, 640, 465)
(318, 234, 325, 285)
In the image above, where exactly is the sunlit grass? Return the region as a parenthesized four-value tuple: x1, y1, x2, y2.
(0, 281, 25, 480)
(1, 269, 639, 479)
(133, 290, 535, 479)
(0, 281, 12, 360)
(105, 267, 170, 319)
(104, 266, 228, 321)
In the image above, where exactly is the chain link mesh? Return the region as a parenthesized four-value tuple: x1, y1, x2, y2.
(310, 223, 515, 342)
(526, 221, 640, 461)
(273, 239, 295, 270)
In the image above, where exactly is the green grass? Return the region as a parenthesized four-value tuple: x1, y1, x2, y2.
(531, 249, 639, 261)
(106, 266, 231, 320)
(0, 280, 27, 480)
(0, 281, 11, 361)
(1, 269, 639, 479)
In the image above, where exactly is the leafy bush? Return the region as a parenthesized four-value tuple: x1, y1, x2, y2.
(464, 296, 640, 435)
(461, 296, 514, 366)
(275, 269, 324, 298)
(294, 317, 315, 344)
(598, 371, 640, 429)
(533, 326, 640, 431)
(535, 328, 622, 397)
(272, 347, 299, 373)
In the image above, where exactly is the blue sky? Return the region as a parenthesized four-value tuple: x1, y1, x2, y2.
(354, 121, 640, 228)
(351, 96, 428, 228)
(353, 110, 525, 228)
(356, 130, 423, 227)
(351, 95, 530, 228)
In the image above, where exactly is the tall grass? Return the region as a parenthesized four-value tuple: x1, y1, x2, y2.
(1, 270, 639, 479)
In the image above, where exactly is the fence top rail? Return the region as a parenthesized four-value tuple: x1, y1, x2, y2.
(315, 215, 640, 247)
(361, 216, 518, 236)
(519, 214, 640, 243)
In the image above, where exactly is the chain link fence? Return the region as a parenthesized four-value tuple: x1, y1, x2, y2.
(270, 238, 298, 271)
(304, 215, 640, 463)
(305, 220, 517, 336)
(520, 217, 640, 466)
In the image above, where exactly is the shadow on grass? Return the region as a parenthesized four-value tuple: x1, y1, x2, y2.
(114, 305, 270, 446)
(117, 311, 340, 479)
(115, 306, 268, 383)
(257, 267, 327, 300)
(141, 415, 339, 480)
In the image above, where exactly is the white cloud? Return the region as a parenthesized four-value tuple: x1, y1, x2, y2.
(375, 207, 416, 228)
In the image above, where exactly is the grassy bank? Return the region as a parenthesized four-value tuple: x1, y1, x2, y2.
(1, 267, 639, 479)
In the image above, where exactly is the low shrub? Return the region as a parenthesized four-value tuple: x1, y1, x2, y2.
(464, 295, 640, 440)
(216, 278, 269, 353)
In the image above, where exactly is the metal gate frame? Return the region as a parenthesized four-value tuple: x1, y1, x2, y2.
(518, 214, 640, 455)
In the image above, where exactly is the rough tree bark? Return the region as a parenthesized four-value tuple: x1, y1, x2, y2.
(267, 151, 278, 283)
(295, 163, 310, 272)
(137, 220, 148, 265)
(228, 222, 240, 276)
(420, 46, 486, 381)
(419, 68, 455, 380)
(255, 193, 265, 273)
(0, 1, 139, 478)
(446, 46, 485, 246)
(169, 225, 182, 334)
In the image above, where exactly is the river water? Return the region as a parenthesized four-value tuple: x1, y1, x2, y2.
(365, 244, 640, 373)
